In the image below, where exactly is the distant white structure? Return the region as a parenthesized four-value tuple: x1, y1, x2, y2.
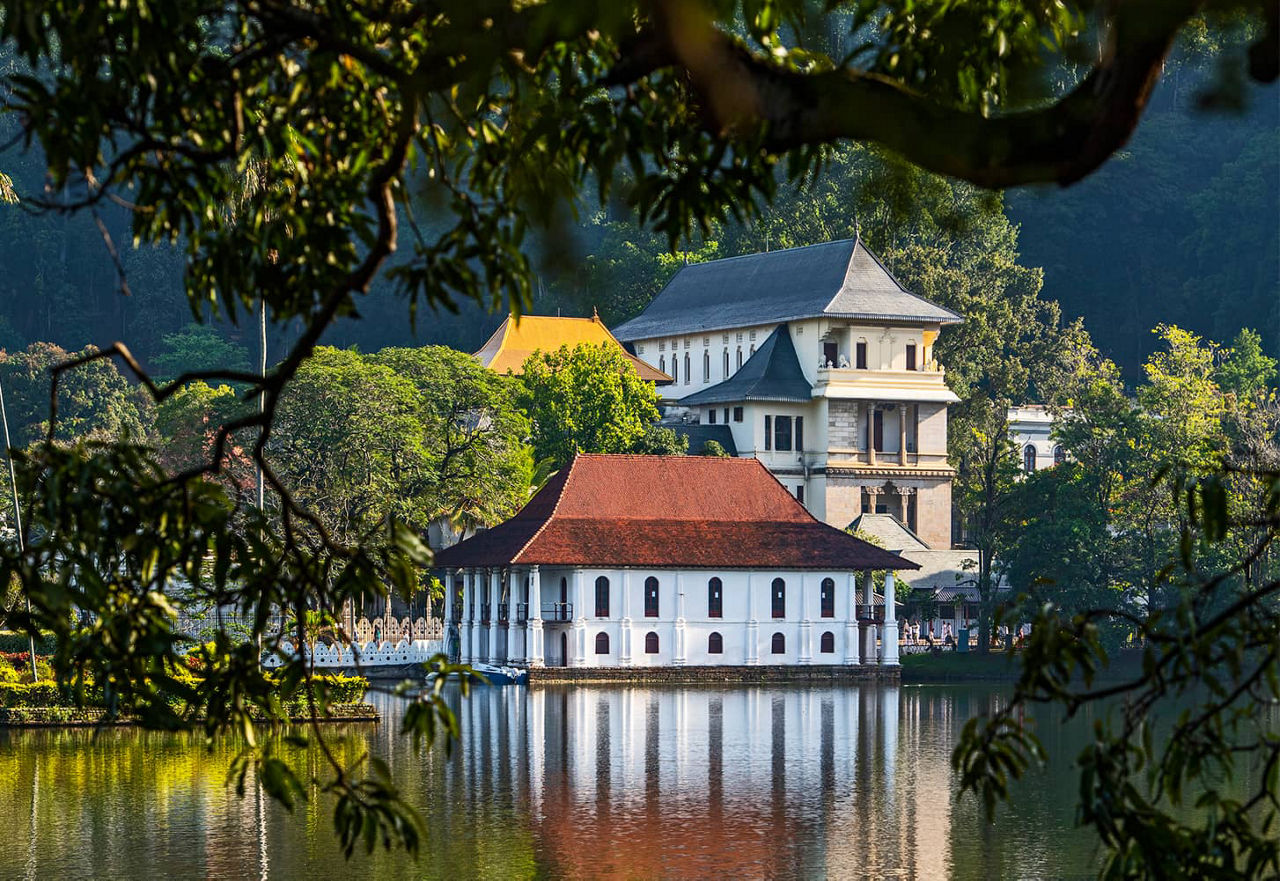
(1008, 405, 1066, 474)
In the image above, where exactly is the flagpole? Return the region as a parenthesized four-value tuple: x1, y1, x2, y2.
(0, 377, 39, 683)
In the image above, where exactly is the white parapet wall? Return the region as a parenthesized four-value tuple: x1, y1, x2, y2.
(262, 638, 445, 669)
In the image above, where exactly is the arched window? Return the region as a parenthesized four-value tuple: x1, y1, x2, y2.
(708, 577, 723, 618)
(820, 577, 835, 618)
(1053, 444, 1066, 466)
(644, 576, 659, 617)
(771, 577, 786, 618)
(749, 344, 756, 357)
(703, 351, 710, 382)
(595, 632, 610, 654)
(771, 632, 786, 654)
(645, 631, 659, 654)
(723, 350, 730, 377)
(671, 356, 678, 382)
(595, 576, 610, 618)
(659, 355, 665, 374)
(820, 631, 835, 654)
(736, 348, 743, 369)
(683, 353, 691, 384)
(1023, 444, 1037, 473)
(708, 632, 724, 654)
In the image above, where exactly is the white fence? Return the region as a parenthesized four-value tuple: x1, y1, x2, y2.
(262, 638, 446, 669)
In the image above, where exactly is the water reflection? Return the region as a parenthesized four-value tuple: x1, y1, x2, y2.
(0, 684, 1107, 879)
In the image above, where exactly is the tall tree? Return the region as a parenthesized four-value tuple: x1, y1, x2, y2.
(519, 343, 664, 469)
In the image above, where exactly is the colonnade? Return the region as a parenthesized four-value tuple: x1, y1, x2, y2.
(442, 565, 899, 668)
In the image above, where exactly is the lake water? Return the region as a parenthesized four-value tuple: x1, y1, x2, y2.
(0, 683, 1194, 879)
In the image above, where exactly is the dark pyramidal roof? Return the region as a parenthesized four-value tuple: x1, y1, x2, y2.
(679, 324, 811, 406)
(612, 238, 962, 342)
(433, 454, 915, 571)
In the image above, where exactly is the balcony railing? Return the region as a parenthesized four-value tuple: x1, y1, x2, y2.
(479, 603, 491, 625)
(856, 603, 885, 623)
(496, 603, 509, 624)
(515, 603, 529, 624)
(541, 601, 573, 622)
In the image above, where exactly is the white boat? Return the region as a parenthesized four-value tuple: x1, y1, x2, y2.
(468, 663, 528, 686)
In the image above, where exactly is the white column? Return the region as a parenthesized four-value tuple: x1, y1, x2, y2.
(528, 565, 544, 667)
(444, 568, 456, 662)
(798, 572, 813, 665)
(674, 571, 687, 666)
(861, 569, 876, 665)
(488, 567, 502, 663)
(619, 569, 633, 666)
(464, 568, 475, 665)
(881, 571, 900, 667)
(507, 568, 523, 665)
(746, 572, 759, 666)
(844, 571, 860, 665)
(572, 569, 587, 667)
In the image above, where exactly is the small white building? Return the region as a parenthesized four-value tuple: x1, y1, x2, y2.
(434, 454, 918, 670)
(1008, 405, 1066, 474)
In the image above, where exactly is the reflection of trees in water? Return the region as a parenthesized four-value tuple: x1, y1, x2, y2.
(2, 686, 1256, 879)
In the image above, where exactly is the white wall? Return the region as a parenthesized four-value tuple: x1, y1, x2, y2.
(532, 568, 868, 667)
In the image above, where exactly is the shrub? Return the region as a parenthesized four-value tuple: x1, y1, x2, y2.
(0, 633, 57, 655)
(0, 681, 70, 708)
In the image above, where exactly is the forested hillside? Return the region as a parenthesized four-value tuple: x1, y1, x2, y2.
(0, 43, 1274, 379)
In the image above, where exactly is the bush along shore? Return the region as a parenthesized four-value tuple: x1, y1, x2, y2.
(0, 641, 377, 727)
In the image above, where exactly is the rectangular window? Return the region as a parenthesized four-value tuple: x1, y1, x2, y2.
(764, 415, 772, 451)
(856, 341, 868, 369)
(906, 343, 917, 371)
(796, 485, 805, 503)
(708, 409, 717, 424)
(820, 580, 834, 618)
(774, 415, 792, 452)
(723, 407, 729, 424)
(795, 416, 804, 452)
(733, 407, 744, 423)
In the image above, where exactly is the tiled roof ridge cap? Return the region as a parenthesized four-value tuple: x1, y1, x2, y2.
(510, 458, 581, 562)
(672, 237, 855, 270)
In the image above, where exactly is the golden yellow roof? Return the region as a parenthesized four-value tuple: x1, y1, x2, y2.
(474, 313, 672, 383)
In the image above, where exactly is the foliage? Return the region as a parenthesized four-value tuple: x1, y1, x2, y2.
(0, 342, 150, 446)
(700, 439, 730, 457)
(151, 324, 252, 382)
(0, 681, 68, 708)
(153, 381, 255, 492)
(519, 343, 663, 469)
(635, 424, 689, 456)
(0, 0, 1275, 863)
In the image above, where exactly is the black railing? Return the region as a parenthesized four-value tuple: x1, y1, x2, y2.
(480, 603, 491, 625)
(856, 603, 885, 623)
(541, 601, 573, 622)
(515, 603, 529, 624)
(497, 603, 509, 624)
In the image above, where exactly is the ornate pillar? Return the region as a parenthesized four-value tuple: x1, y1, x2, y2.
(746, 572, 759, 666)
(619, 569, 633, 666)
(488, 567, 502, 663)
(572, 569, 587, 667)
(463, 568, 475, 665)
(507, 567, 523, 665)
(844, 570, 860, 665)
(867, 402, 877, 466)
(898, 403, 908, 466)
(443, 567, 456, 663)
(861, 569, 876, 665)
(528, 565, 544, 667)
(882, 572, 900, 667)
(798, 572, 812, 665)
(674, 571, 687, 666)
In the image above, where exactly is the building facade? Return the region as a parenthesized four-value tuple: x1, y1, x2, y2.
(612, 239, 963, 549)
(434, 454, 917, 669)
(1008, 405, 1066, 474)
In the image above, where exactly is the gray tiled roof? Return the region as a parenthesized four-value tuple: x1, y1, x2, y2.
(679, 324, 811, 406)
(613, 239, 962, 342)
(670, 423, 739, 457)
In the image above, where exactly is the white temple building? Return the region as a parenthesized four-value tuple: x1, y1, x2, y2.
(612, 238, 963, 550)
(433, 454, 917, 671)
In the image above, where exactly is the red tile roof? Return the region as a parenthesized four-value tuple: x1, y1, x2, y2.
(434, 454, 916, 571)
